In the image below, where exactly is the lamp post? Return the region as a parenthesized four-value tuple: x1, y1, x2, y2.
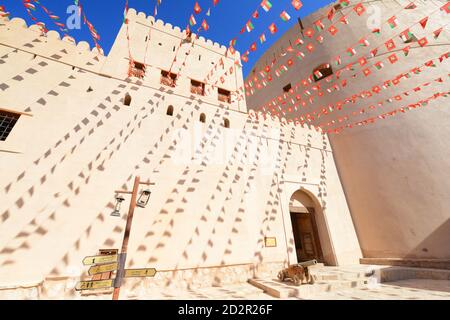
(111, 176, 154, 301)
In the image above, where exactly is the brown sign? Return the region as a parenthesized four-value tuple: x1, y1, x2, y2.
(75, 279, 113, 291)
(88, 262, 118, 276)
(265, 237, 277, 247)
(124, 268, 157, 278)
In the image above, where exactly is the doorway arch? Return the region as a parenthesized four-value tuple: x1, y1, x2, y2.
(289, 189, 327, 263)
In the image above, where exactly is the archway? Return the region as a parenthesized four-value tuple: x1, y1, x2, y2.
(289, 189, 324, 263)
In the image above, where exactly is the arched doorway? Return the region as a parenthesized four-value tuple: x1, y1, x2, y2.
(289, 190, 324, 263)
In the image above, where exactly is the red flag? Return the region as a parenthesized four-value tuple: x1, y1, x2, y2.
(418, 37, 428, 47)
(328, 25, 338, 36)
(385, 39, 396, 51)
(268, 23, 277, 34)
(353, 3, 366, 16)
(434, 27, 443, 39)
(441, 2, 450, 14)
(194, 2, 201, 14)
(292, 0, 303, 10)
(419, 17, 428, 29)
(201, 19, 209, 31)
(388, 54, 398, 64)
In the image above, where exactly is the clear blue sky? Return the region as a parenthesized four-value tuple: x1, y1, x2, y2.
(2, 0, 334, 76)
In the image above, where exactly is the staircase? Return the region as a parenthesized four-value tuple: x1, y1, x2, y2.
(248, 265, 371, 299)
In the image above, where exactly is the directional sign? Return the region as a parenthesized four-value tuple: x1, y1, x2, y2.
(82, 254, 118, 266)
(88, 262, 118, 276)
(124, 268, 157, 278)
(75, 279, 114, 291)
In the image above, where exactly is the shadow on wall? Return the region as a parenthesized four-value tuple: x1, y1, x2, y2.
(409, 218, 450, 259)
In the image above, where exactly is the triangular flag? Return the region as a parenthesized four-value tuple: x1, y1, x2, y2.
(419, 17, 428, 29)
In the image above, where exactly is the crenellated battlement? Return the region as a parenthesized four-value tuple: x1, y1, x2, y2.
(126, 8, 237, 57)
(2, 17, 104, 55)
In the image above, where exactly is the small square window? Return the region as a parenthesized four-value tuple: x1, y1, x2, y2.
(161, 70, 177, 87)
(0, 110, 20, 141)
(191, 80, 205, 96)
(218, 88, 231, 103)
(313, 63, 333, 82)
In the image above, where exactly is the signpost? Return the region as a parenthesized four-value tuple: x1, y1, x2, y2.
(75, 279, 114, 291)
(124, 268, 157, 278)
(75, 176, 157, 298)
(82, 254, 118, 266)
(88, 262, 118, 276)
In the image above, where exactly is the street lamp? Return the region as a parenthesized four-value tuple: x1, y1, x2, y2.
(110, 176, 155, 300)
(111, 195, 125, 217)
(136, 189, 151, 208)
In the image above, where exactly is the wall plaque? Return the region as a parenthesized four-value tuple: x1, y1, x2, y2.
(264, 237, 277, 247)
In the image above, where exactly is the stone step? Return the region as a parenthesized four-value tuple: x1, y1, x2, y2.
(248, 277, 368, 299)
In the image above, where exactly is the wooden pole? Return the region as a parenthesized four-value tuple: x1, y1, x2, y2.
(112, 176, 140, 300)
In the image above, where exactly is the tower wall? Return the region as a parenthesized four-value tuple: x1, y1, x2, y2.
(246, 0, 450, 260)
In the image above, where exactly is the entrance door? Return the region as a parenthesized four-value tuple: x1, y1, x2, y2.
(290, 208, 323, 263)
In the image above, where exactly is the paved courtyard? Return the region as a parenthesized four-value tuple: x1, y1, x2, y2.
(113, 279, 450, 300)
(307, 279, 450, 300)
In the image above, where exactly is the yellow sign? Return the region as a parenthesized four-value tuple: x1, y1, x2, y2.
(82, 254, 118, 266)
(75, 279, 113, 291)
(125, 268, 157, 278)
(88, 262, 118, 276)
(265, 237, 277, 247)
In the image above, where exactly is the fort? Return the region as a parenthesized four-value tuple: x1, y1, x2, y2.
(0, 1, 448, 300)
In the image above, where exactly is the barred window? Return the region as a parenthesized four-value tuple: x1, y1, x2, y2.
(0, 110, 20, 141)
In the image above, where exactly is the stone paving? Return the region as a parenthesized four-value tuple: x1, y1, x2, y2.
(125, 279, 450, 300)
(306, 279, 450, 300)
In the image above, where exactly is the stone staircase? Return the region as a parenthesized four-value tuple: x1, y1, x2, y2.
(248, 265, 371, 299)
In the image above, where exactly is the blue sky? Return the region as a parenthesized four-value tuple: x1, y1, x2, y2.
(2, 0, 334, 75)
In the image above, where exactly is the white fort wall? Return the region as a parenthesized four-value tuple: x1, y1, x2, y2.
(246, 0, 450, 261)
(0, 10, 360, 298)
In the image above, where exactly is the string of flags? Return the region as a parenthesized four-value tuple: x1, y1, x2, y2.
(0, 4, 11, 18)
(328, 90, 450, 134)
(240, 0, 304, 64)
(169, 0, 220, 78)
(244, 0, 397, 95)
(313, 52, 450, 122)
(318, 74, 450, 129)
(245, 1, 450, 95)
(250, 3, 449, 112)
(261, 50, 449, 122)
(261, 50, 449, 121)
(203, 0, 304, 100)
(74, 0, 103, 53)
(257, 22, 449, 115)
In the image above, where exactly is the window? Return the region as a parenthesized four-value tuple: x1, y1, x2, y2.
(161, 70, 177, 87)
(199, 113, 206, 123)
(223, 118, 230, 129)
(218, 88, 231, 103)
(0, 110, 20, 141)
(283, 83, 292, 93)
(124, 93, 132, 106)
(129, 61, 146, 79)
(313, 63, 333, 82)
(167, 105, 174, 116)
(190, 80, 205, 96)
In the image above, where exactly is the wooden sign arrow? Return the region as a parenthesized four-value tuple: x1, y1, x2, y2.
(88, 262, 118, 276)
(75, 279, 114, 291)
(124, 268, 157, 278)
(82, 254, 118, 266)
